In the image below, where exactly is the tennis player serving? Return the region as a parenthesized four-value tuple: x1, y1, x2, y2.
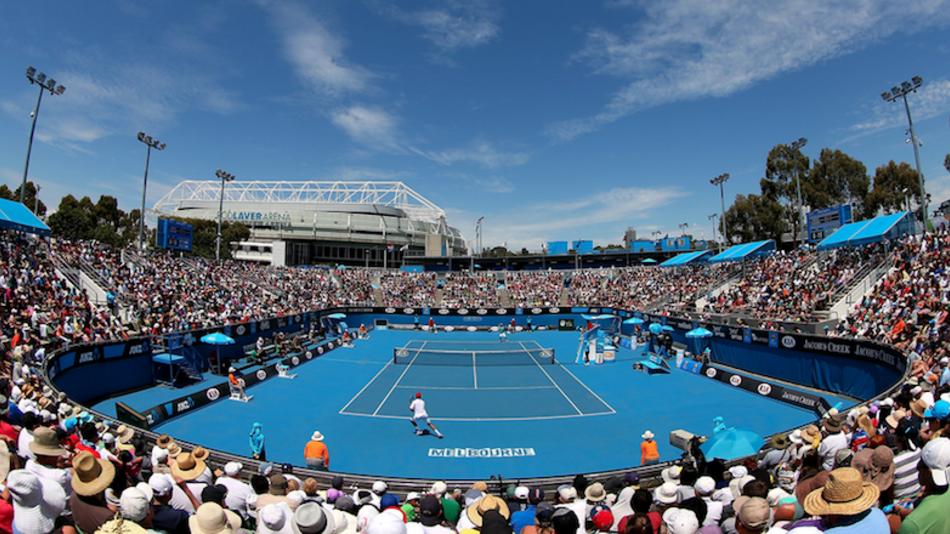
(409, 392, 444, 438)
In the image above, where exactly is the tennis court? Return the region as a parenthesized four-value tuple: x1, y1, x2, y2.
(339, 339, 615, 420)
(147, 329, 823, 479)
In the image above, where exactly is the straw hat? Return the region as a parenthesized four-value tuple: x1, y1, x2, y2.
(803, 467, 879, 517)
(188, 502, 242, 534)
(800, 425, 821, 446)
(856, 414, 876, 437)
(167, 443, 182, 457)
(910, 399, 928, 418)
(71, 451, 116, 496)
(0, 442, 9, 484)
(584, 482, 606, 502)
(156, 434, 173, 448)
(192, 446, 210, 461)
(171, 452, 206, 482)
(770, 434, 791, 450)
(116, 425, 135, 444)
(28, 427, 67, 458)
(885, 409, 907, 430)
(466, 494, 510, 527)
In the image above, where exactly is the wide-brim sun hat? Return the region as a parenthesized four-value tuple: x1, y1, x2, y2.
(312, 431, 325, 442)
(71, 451, 116, 497)
(466, 494, 510, 527)
(584, 482, 606, 502)
(171, 452, 207, 482)
(115, 424, 135, 444)
(28, 427, 67, 457)
(189, 502, 242, 534)
(803, 467, 880, 517)
(642, 430, 655, 440)
(192, 446, 210, 462)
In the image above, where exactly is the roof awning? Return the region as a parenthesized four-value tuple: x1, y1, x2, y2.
(0, 199, 50, 236)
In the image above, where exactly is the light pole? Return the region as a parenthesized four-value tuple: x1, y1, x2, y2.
(22, 66, 65, 206)
(475, 216, 484, 256)
(136, 132, 166, 250)
(710, 173, 730, 247)
(789, 137, 808, 245)
(678, 223, 688, 236)
(214, 169, 235, 261)
(882, 76, 927, 231)
(708, 213, 719, 251)
(34, 185, 41, 214)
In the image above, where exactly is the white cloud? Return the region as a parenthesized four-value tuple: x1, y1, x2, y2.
(412, 141, 529, 168)
(262, 1, 372, 96)
(471, 176, 514, 193)
(850, 79, 950, 133)
(331, 105, 401, 150)
(385, 0, 500, 52)
(550, 0, 950, 140)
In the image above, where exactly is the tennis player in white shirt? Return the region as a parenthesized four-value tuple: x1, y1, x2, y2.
(409, 392, 444, 438)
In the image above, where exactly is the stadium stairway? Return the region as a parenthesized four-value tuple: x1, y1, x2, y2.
(498, 286, 512, 307)
(826, 255, 893, 322)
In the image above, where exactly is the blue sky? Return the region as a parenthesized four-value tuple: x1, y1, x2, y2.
(2, 0, 950, 250)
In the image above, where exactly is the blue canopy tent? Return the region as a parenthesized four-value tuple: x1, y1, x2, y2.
(661, 325, 674, 332)
(0, 198, 51, 236)
(659, 250, 713, 267)
(201, 332, 234, 375)
(641, 258, 658, 264)
(707, 240, 776, 263)
(648, 323, 663, 334)
(700, 427, 764, 460)
(324, 312, 348, 335)
(686, 327, 713, 355)
(621, 317, 645, 336)
(582, 313, 619, 334)
(817, 211, 913, 250)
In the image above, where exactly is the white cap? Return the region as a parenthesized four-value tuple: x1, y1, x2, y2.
(224, 462, 243, 477)
(372, 481, 388, 494)
(662, 508, 699, 534)
(728, 465, 748, 479)
(694, 476, 715, 496)
(653, 482, 678, 504)
(149, 474, 173, 497)
(430, 481, 447, 495)
(921, 437, 950, 486)
(514, 486, 529, 500)
(120, 487, 150, 522)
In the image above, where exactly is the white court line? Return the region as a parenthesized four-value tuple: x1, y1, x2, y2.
(338, 360, 394, 414)
(519, 341, 583, 415)
(338, 410, 616, 422)
(557, 364, 617, 415)
(472, 352, 478, 389)
(395, 385, 557, 391)
(371, 341, 426, 416)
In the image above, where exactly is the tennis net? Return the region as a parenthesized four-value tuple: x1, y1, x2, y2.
(393, 347, 556, 366)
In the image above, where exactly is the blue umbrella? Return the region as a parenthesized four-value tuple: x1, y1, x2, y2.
(648, 323, 663, 334)
(641, 258, 658, 264)
(686, 327, 713, 338)
(661, 325, 674, 332)
(200, 332, 235, 345)
(700, 427, 764, 460)
(622, 318, 645, 325)
(326, 313, 347, 320)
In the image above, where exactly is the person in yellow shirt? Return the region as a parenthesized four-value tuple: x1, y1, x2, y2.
(641, 430, 660, 465)
(304, 430, 330, 471)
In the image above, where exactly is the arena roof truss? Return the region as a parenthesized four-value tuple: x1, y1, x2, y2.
(153, 180, 447, 223)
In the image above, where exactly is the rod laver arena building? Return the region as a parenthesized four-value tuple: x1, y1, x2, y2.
(153, 180, 467, 266)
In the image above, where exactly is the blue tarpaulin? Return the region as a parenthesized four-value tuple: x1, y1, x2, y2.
(623, 318, 645, 325)
(817, 211, 912, 250)
(700, 427, 764, 460)
(686, 327, 713, 338)
(0, 199, 50, 236)
(707, 240, 776, 263)
(660, 250, 713, 267)
(582, 314, 616, 320)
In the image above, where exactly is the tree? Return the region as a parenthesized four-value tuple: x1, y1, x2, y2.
(761, 143, 810, 240)
(722, 193, 786, 243)
(944, 153, 950, 174)
(0, 181, 46, 216)
(47, 195, 97, 240)
(806, 149, 869, 210)
(865, 161, 922, 218)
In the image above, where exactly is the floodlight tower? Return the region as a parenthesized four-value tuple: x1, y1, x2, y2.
(22, 66, 66, 206)
(709, 173, 730, 247)
(789, 137, 808, 245)
(136, 132, 166, 250)
(881, 76, 927, 230)
(708, 214, 719, 251)
(214, 169, 236, 261)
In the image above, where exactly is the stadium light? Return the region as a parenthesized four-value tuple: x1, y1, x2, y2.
(789, 137, 808, 246)
(708, 213, 719, 251)
(882, 75, 928, 231)
(136, 132, 166, 251)
(21, 65, 66, 207)
(709, 173, 730, 249)
(215, 169, 236, 261)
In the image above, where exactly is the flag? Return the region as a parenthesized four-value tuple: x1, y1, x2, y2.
(400, 244, 409, 252)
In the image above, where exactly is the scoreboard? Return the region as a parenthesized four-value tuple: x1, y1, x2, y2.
(807, 204, 853, 242)
(156, 218, 193, 252)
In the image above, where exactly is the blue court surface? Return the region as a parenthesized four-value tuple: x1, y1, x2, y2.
(144, 330, 822, 479)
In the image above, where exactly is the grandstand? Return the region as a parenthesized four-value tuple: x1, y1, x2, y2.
(152, 180, 468, 266)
